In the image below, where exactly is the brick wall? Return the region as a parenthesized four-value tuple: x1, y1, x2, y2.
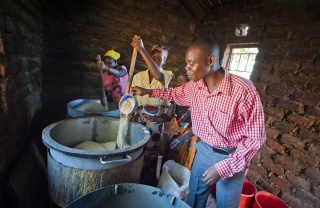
(199, 1, 320, 207)
(41, 0, 195, 122)
(0, 0, 47, 207)
(0, 0, 195, 207)
(2, 0, 319, 207)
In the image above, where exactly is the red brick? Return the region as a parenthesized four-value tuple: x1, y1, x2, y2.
(259, 70, 282, 84)
(0, 37, 4, 55)
(305, 167, 320, 183)
(259, 93, 274, 106)
(307, 77, 320, 93)
(278, 61, 300, 75)
(0, 64, 4, 77)
(251, 151, 261, 164)
(287, 112, 315, 128)
(275, 98, 303, 113)
(284, 73, 311, 91)
(254, 83, 266, 94)
(266, 84, 290, 97)
(269, 174, 291, 192)
(280, 133, 305, 149)
(256, 177, 280, 196)
(288, 48, 318, 61)
(274, 154, 302, 172)
(266, 127, 280, 139)
(287, 173, 312, 190)
(262, 158, 284, 177)
(294, 91, 320, 105)
(307, 142, 320, 157)
(314, 185, 320, 198)
(301, 62, 320, 77)
(290, 149, 319, 168)
(249, 163, 267, 178)
(305, 105, 320, 118)
(265, 106, 284, 119)
(246, 170, 259, 184)
(295, 188, 320, 208)
(282, 192, 304, 208)
(266, 139, 286, 154)
(299, 127, 320, 142)
(272, 120, 296, 134)
(309, 38, 320, 48)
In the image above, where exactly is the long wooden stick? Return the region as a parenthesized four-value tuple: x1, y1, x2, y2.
(97, 55, 108, 111)
(125, 48, 137, 94)
(116, 43, 138, 149)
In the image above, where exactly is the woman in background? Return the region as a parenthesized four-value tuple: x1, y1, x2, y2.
(97, 49, 128, 104)
(130, 36, 173, 185)
(147, 67, 198, 170)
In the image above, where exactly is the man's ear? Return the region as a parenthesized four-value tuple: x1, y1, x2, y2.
(208, 55, 215, 66)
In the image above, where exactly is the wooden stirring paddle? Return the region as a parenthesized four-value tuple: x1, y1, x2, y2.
(116, 36, 138, 149)
(96, 54, 108, 111)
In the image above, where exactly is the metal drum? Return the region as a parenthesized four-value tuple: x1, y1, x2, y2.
(67, 99, 119, 117)
(66, 183, 191, 208)
(42, 116, 150, 207)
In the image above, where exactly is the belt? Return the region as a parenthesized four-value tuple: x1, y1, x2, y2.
(212, 146, 230, 155)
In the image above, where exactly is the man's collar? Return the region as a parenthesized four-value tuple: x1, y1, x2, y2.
(195, 68, 232, 96)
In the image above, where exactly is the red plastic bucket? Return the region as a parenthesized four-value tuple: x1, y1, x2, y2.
(239, 179, 257, 208)
(253, 191, 288, 208)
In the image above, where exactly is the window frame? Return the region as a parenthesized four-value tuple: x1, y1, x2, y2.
(221, 43, 259, 79)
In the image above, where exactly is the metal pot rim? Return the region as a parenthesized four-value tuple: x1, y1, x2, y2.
(42, 116, 150, 158)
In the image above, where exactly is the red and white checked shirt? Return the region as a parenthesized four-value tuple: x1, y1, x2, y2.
(150, 70, 266, 179)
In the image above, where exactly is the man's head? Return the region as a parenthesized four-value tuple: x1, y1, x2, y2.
(104, 50, 120, 68)
(185, 37, 220, 82)
(151, 45, 168, 68)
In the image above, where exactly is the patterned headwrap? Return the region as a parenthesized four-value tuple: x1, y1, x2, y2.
(152, 45, 168, 60)
(104, 50, 120, 61)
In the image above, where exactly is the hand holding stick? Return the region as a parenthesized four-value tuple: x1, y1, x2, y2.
(96, 55, 108, 111)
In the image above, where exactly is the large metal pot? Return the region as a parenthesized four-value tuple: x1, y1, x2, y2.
(67, 99, 119, 117)
(42, 116, 150, 207)
(66, 183, 190, 208)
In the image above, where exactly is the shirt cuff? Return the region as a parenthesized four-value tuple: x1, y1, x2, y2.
(150, 89, 158, 97)
(215, 160, 234, 179)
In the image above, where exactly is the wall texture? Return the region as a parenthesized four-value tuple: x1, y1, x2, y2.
(40, 0, 196, 122)
(0, 0, 48, 207)
(0, 0, 195, 207)
(199, 1, 320, 207)
(0, 0, 319, 207)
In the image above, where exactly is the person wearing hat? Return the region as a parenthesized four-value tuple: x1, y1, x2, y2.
(97, 50, 128, 104)
(130, 36, 173, 186)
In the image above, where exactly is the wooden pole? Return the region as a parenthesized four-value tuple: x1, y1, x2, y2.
(117, 36, 138, 149)
(97, 55, 108, 111)
(125, 48, 137, 94)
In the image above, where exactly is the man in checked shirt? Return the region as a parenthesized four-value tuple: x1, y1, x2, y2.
(131, 37, 266, 208)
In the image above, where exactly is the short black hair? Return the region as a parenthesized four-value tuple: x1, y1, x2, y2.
(190, 37, 220, 68)
(175, 67, 189, 80)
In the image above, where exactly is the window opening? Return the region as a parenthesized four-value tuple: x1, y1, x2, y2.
(235, 24, 249, 36)
(225, 47, 258, 80)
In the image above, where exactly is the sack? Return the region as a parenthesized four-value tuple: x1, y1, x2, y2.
(157, 160, 190, 200)
(174, 135, 199, 170)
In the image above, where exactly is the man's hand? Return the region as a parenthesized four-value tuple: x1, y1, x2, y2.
(202, 165, 221, 185)
(131, 86, 150, 96)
